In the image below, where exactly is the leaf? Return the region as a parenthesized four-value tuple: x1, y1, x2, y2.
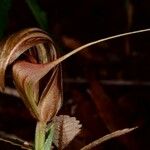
(53, 115, 82, 150)
(81, 127, 138, 150)
(0, 131, 33, 150)
(26, 0, 48, 30)
(0, 0, 12, 38)
(44, 124, 55, 150)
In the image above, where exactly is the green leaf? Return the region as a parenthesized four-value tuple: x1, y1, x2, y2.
(44, 124, 55, 150)
(0, 0, 12, 38)
(26, 0, 48, 30)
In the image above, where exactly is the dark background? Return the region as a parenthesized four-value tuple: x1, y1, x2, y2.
(0, 0, 150, 149)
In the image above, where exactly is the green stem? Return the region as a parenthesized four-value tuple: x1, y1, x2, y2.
(35, 121, 47, 150)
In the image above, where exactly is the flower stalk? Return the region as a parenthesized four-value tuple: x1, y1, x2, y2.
(35, 122, 47, 150)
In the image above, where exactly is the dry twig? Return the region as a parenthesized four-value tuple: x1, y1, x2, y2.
(0, 131, 33, 150)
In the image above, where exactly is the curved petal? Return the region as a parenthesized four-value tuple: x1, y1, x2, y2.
(38, 64, 62, 122)
(13, 61, 62, 121)
(0, 28, 54, 91)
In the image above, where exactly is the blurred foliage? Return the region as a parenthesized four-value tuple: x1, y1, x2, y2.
(0, 0, 12, 38)
(26, 0, 48, 30)
(0, 0, 48, 39)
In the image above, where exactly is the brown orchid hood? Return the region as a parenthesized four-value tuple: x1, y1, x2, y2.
(0, 28, 62, 122)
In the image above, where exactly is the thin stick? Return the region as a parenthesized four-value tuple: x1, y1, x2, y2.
(81, 127, 137, 150)
(0, 131, 33, 150)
